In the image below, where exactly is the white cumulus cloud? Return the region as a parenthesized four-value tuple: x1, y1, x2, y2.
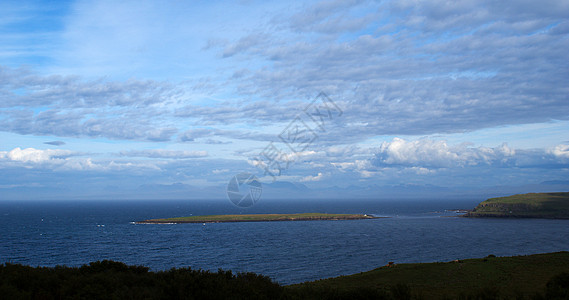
(374, 138, 515, 168)
(549, 144, 569, 159)
(300, 172, 325, 182)
(0, 148, 73, 163)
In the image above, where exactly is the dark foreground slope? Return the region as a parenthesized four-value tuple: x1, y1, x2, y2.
(464, 192, 569, 219)
(288, 252, 569, 299)
(2, 252, 569, 299)
(0, 261, 282, 300)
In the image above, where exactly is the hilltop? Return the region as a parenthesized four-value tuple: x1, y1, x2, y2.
(464, 192, 569, 219)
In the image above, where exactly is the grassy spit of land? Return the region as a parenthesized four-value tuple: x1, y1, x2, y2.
(137, 213, 378, 224)
(464, 192, 569, 219)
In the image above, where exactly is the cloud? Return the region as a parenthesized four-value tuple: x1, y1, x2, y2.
(5, 0, 566, 147)
(373, 138, 516, 168)
(0, 147, 73, 163)
(549, 144, 569, 160)
(1, 0, 569, 200)
(300, 172, 325, 182)
(222, 33, 269, 58)
(211, 0, 569, 143)
(174, 99, 303, 126)
(287, 0, 371, 33)
(0, 147, 166, 173)
(203, 139, 232, 145)
(60, 159, 161, 172)
(0, 67, 182, 141)
(178, 127, 275, 143)
(3, 1, 567, 148)
(212, 169, 229, 174)
(120, 149, 208, 159)
(44, 141, 66, 146)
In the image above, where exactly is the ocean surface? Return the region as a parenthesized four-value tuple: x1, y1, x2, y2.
(1, 198, 569, 285)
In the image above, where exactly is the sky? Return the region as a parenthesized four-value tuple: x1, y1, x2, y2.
(0, 0, 568, 202)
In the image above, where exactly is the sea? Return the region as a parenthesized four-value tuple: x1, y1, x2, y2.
(1, 198, 569, 285)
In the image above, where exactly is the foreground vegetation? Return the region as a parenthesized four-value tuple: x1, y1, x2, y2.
(0, 261, 282, 300)
(464, 192, 569, 219)
(289, 251, 569, 299)
(138, 213, 377, 224)
(2, 252, 569, 299)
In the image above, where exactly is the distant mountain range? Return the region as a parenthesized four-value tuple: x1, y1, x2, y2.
(2, 179, 569, 202)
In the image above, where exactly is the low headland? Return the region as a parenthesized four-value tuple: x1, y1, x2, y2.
(463, 192, 569, 219)
(136, 212, 378, 224)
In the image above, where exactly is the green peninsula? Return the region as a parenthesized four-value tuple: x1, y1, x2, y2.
(464, 192, 569, 219)
(137, 212, 377, 224)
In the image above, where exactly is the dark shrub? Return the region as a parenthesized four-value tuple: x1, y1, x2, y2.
(545, 272, 569, 299)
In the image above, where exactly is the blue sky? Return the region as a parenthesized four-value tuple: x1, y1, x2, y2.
(1, 0, 568, 201)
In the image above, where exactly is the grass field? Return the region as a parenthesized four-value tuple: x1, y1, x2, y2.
(287, 252, 569, 299)
(138, 213, 377, 223)
(465, 192, 569, 218)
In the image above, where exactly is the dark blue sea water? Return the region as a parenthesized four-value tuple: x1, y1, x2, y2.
(1, 198, 569, 284)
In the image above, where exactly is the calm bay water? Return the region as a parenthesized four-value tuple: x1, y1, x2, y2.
(1, 199, 569, 284)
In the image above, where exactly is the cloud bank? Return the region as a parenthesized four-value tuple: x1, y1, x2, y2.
(1, 0, 568, 200)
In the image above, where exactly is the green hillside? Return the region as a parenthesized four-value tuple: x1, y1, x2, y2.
(287, 252, 569, 299)
(464, 192, 569, 219)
